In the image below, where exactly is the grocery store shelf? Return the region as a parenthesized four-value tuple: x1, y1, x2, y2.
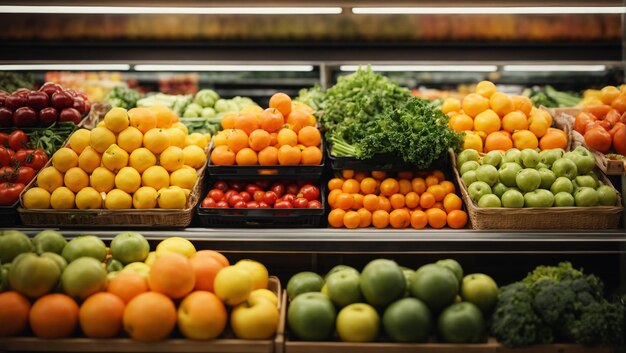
(13, 228, 626, 254)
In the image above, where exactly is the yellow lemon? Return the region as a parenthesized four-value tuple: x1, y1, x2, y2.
(63, 167, 89, 193)
(128, 107, 157, 134)
(476, 80, 497, 98)
(102, 144, 129, 173)
(52, 147, 78, 173)
(115, 166, 141, 194)
(170, 166, 197, 190)
(155, 237, 196, 258)
(156, 186, 186, 209)
(248, 289, 278, 306)
(78, 146, 101, 174)
(117, 126, 143, 153)
(90, 167, 116, 193)
(212, 131, 227, 147)
(122, 262, 150, 279)
(90, 127, 117, 153)
(50, 186, 75, 209)
(185, 133, 209, 149)
(143, 128, 171, 154)
(148, 105, 176, 129)
(75, 187, 103, 209)
(489, 92, 515, 117)
(129, 148, 157, 174)
(166, 127, 185, 148)
(240, 105, 263, 116)
(141, 165, 170, 190)
(103, 107, 130, 133)
(23, 187, 51, 209)
(97, 121, 106, 128)
(171, 122, 189, 135)
(159, 146, 184, 172)
(144, 251, 157, 266)
(104, 189, 132, 209)
(36, 166, 64, 193)
(68, 129, 91, 154)
(441, 98, 461, 114)
(132, 186, 158, 209)
(183, 145, 207, 169)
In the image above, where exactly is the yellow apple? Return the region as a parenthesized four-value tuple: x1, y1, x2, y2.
(234, 259, 268, 290)
(121, 262, 150, 279)
(248, 289, 278, 307)
(177, 291, 227, 340)
(230, 295, 279, 339)
(214, 266, 252, 306)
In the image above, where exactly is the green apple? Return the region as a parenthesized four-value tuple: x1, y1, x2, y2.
(482, 151, 503, 168)
(520, 148, 540, 168)
(597, 185, 617, 206)
(457, 149, 481, 168)
(551, 158, 578, 180)
(460, 161, 480, 176)
(435, 259, 463, 284)
(564, 147, 596, 174)
(110, 232, 150, 265)
(516, 168, 541, 193)
(492, 183, 508, 198)
(287, 271, 325, 300)
(410, 264, 458, 312)
(554, 192, 575, 207)
(501, 189, 524, 208)
(550, 177, 573, 194)
(288, 292, 336, 341)
(383, 298, 432, 343)
(325, 265, 359, 281)
(32, 230, 67, 255)
(574, 187, 599, 207)
(478, 194, 501, 208)
(359, 259, 405, 308)
(336, 303, 380, 342)
(498, 162, 522, 187)
(535, 163, 548, 169)
(468, 182, 492, 203)
(437, 302, 485, 343)
(539, 148, 564, 168)
(537, 168, 556, 190)
(524, 189, 555, 207)
(460, 273, 498, 314)
(574, 175, 597, 189)
(62, 235, 107, 263)
(503, 148, 522, 164)
(475, 165, 499, 186)
(326, 270, 362, 308)
(461, 171, 478, 186)
(201, 107, 217, 118)
(400, 267, 414, 297)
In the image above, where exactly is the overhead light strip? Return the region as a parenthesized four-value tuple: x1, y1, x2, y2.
(134, 64, 315, 72)
(503, 65, 607, 72)
(340, 65, 498, 72)
(0, 64, 131, 71)
(0, 6, 342, 15)
(352, 7, 626, 14)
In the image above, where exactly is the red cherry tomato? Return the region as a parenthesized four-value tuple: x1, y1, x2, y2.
(299, 184, 320, 201)
(308, 200, 323, 208)
(246, 201, 260, 209)
(263, 191, 278, 205)
(239, 191, 252, 202)
(208, 189, 224, 202)
(282, 194, 295, 204)
(253, 190, 265, 203)
(213, 181, 228, 192)
(224, 190, 237, 202)
(216, 200, 229, 208)
(258, 201, 270, 209)
(270, 183, 285, 197)
(274, 200, 292, 208)
(202, 197, 216, 208)
(228, 194, 243, 207)
(293, 198, 309, 208)
(234, 200, 247, 208)
(246, 184, 262, 194)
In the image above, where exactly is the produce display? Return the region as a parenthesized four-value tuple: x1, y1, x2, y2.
(523, 86, 581, 108)
(286, 258, 496, 343)
(573, 96, 626, 158)
(443, 81, 568, 153)
(0, 72, 35, 93)
(104, 86, 142, 110)
(137, 93, 192, 117)
(456, 147, 619, 208)
(0, 230, 279, 341)
(21, 106, 209, 210)
(44, 71, 125, 102)
(181, 89, 257, 136)
(210, 92, 322, 166)
(576, 85, 626, 107)
(320, 67, 462, 169)
(0, 83, 91, 128)
(327, 170, 467, 229)
(201, 180, 322, 209)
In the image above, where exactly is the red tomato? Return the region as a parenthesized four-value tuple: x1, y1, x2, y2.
(0, 166, 16, 182)
(282, 194, 295, 205)
(585, 126, 613, 153)
(228, 194, 243, 207)
(0, 147, 12, 166)
(16, 166, 35, 184)
(216, 200, 229, 208)
(245, 184, 262, 194)
(274, 200, 292, 209)
(612, 123, 626, 155)
(308, 200, 323, 208)
(605, 109, 621, 127)
(234, 200, 247, 208)
(208, 189, 224, 202)
(574, 112, 596, 135)
(270, 183, 285, 197)
(229, 181, 244, 191)
(0, 182, 24, 206)
(286, 183, 300, 196)
(213, 181, 228, 192)
(246, 201, 260, 209)
(8, 130, 29, 151)
(595, 120, 612, 132)
(0, 133, 8, 147)
(223, 190, 237, 202)
(201, 197, 216, 208)
(253, 190, 265, 203)
(263, 191, 278, 205)
(258, 201, 270, 209)
(293, 198, 309, 208)
(582, 105, 611, 119)
(299, 184, 320, 201)
(239, 191, 251, 202)
(15, 149, 34, 164)
(611, 93, 626, 113)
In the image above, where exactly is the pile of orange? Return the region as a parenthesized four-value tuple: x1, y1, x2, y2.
(327, 170, 468, 229)
(443, 81, 568, 152)
(210, 92, 323, 166)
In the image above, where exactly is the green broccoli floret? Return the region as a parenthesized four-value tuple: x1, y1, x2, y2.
(523, 262, 584, 286)
(570, 301, 625, 346)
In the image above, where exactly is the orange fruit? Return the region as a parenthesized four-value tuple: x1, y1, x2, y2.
(372, 210, 390, 229)
(405, 192, 420, 209)
(277, 145, 301, 165)
(360, 177, 377, 195)
(389, 193, 406, 209)
(128, 107, 158, 134)
(221, 113, 238, 130)
(512, 130, 539, 150)
(258, 146, 279, 165)
(29, 294, 79, 339)
(411, 177, 426, 195)
(357, 208, 372, 228)
(123, 292, 176, 342)
(370, 170, 387, 180)
(389, 208, 410, 229)
(343, 210, 361, 229)
(194, 250, 230, 267)
(297, 126, 321, 147)
(378, 196, 391, 212)
(443, 193, 463, 213)
(362, 194, 380, 212)
(0, 291, 30, 337)
(539, 128, 568, 150)
(397, 179, 412, 195)
(447, 210, 468, 229)
(327, 189, 342, 208)
(511, 95, 533, 116)
(235, 148, 258, 166)
(328, 209, 346, 228)
(450, 113, 473, 133)
(342, 179, 360, 194)
(335, 192, 354, 210)
(342, 170, 355, 179)
(286, 110, 312, 133)
(248, 129, 271, 152)
(190, 253, 225, 292)
(260, 108, 284, 133)
(108, 272, 149, 304)
(419, 192, 436, 209)
(528, 113, 550, 138)
(210, 145, 236, 166)
(354, 171, 368, 182)
(269, 92, 292, 119)
(351, 193, 364, 210)
(380, 178, 400, 196)
(148, 253, 195, 299)
(328, 178, 344, 191)
(502, 111, 528, 133)
(533, 108, 553, 127)
(476, 81, 497, 98)
(473, 109, 501, 134)
(426, 185, 446, 202)
(489, 92, 514, 117)
(461, 93, 489, 118)
(425, 175, 439, 187)
(178, 291, 227, 340)
(426, 208, 447, 229)
(484, 131, 513, 152)
(441, 98, 462, 114)
(277, 128, 298, 147)
(300, 146, 322, 165)
(79, 292, 125, 338)
(439, 180, 456, 195)
(410, 210, 428, 229)
(234, 113, 261, 136)
(225, 129, 249, 153)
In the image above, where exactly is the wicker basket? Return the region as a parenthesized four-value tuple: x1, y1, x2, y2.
(451, 152, 623, 230)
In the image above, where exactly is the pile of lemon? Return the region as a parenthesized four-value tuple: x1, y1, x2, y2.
(23, 106, 209, 210)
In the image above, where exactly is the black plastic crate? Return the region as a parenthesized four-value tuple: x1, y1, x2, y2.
(0, 202, 18, 227)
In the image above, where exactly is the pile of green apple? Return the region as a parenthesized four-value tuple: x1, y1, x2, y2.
(286, 259, 498, 344)
(457, 146, 618, 208)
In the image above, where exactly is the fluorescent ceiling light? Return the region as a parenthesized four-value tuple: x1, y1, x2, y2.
(134, 64, 315, 72)
(503, 65, 607, 72)
(340, 65, 497, 72)
(0, 6, 342, 15)
(0, 64, 130, 71)
(352, 7, 625, 14)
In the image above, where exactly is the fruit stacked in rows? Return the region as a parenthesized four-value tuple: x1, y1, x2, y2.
(201, 180, 322, 209)
(327, 170, 468, 229)
(457, 147, 619, 208)
(0, 230, 279, 341)
(573, 100, 626, 156)
(443, 81, 568, 153)
(286, 259, 498, 343)
(0, 83, 91, 128)
(576, 84, 626, 108)
(21, 106, 209, 210)
(183, 89, 257, 119)
(0, 131, 49, 205)
(210, 92, 322, 166)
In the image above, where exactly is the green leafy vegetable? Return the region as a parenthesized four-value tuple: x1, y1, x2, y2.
(523, 86, 581, 108)
(104, 86, 142, 110)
